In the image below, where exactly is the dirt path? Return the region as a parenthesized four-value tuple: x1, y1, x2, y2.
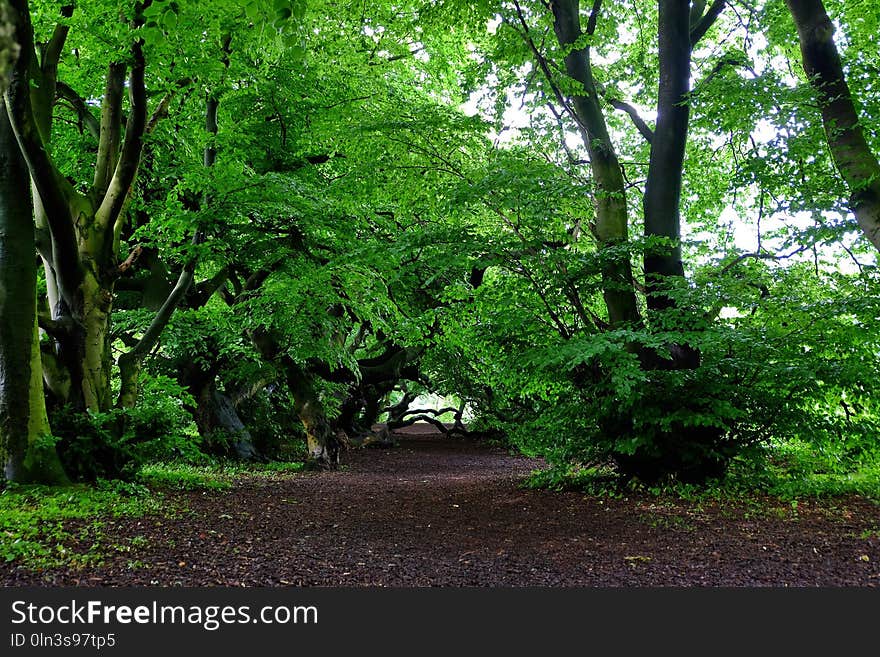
(3, 425, 879, 586)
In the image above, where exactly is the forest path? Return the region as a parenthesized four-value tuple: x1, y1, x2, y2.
(4, 424, 879, 586)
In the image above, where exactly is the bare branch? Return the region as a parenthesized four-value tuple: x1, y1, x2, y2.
(608, 98, 654, 143)
(55, 81, 100, 139)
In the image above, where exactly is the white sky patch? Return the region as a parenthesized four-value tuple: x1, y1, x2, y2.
(564, 129, 583, 152)
(461, 65, 534, 146)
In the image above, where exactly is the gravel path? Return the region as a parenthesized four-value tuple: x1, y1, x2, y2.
(3, 425, 879, 586)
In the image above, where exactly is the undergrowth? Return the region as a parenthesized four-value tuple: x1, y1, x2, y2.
(0, 458, 307, 570)
(137, 460, 306, 490)
(524, 443, 880, 503)
(0, 482, 165, 569)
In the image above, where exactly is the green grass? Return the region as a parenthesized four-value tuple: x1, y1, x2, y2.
(137, 463, 233, 491)
(524, 465, 621, 494)
(137, 460, 306, 491)
(1, 458, 307, 570)
(523, 450, 880, 503)
(0, 483, 164, 568)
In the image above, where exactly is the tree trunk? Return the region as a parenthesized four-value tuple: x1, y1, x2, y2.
(80, 270, 113, 410)
(0, 100, 66, 483)
(643, 0, 690, 309)
(786, 0, 880, 251)
(284, 358, 340, 469)
(550, 0, 641, 327)
(179, 361, 259, 460)
(206, 388, 259, 460)
(5, 0, 148, 416)
(637, 0, 701, 371)
(0, 0, 17, 95)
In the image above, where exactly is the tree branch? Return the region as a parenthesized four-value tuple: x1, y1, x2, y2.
(387, 414, 451, 434)
(240, 256, 285, 296)
(608, 98, 653, 143)
(92, 62, 126, 197)
(128, 235, 203, 362)
(55, 80, 100, 139)
(95, 37, 147, 232)
(509, 0, 592, 147)
(189, 266, 229, 309)
(143, 77, 193, 135)
(690, 0, 725, 46)
(115, 244, 143, 277)
(116, 231, 203, 407)
(40, 5, 73, 77)
(585, 0, 603, 37)
(4, 0, 82, 305)
(204, 35, 231, 169)
(396, 407, 460, 419)
(37, 310, 76, 340)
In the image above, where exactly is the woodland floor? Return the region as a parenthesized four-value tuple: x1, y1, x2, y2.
(2, 424, 879, 587)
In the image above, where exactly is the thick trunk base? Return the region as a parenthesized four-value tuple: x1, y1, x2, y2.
(194, 383, 259, 460)
(304, 421, 343, 470)
(6, 436, 69, 485)
(612, 425, 730, 485)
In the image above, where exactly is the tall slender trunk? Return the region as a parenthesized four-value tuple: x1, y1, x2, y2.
(637, 0, 701, 370)
(550, 0, 641, 327)
(643, 0, 690, 308)
(0, 85, 66, 483)
(786, 0, 880, 251)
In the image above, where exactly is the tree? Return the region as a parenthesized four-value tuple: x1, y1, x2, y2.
(1, 0, 877, 489)
(531, 0, 641, 327)
(786, 0, 880, 252)
(0, 2, 66, 483)
(5, 0, 149, 413)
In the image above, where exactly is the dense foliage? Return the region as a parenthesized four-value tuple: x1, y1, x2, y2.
(0, 0, 877, 492)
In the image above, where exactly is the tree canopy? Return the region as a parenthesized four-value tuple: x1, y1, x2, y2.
(0, 0, 878, 491)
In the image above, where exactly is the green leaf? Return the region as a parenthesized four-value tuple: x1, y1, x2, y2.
(162, 9, 178, 30)
(291, 0, 306, 21)
(245, 2, 261, 22)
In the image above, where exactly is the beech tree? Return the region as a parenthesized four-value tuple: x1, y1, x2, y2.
(786, 0, 880, 252)
(0, 0, 878, 487)
(0, 6, 65, 482)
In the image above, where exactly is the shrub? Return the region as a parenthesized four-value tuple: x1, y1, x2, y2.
(53, 375, 203, 481)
